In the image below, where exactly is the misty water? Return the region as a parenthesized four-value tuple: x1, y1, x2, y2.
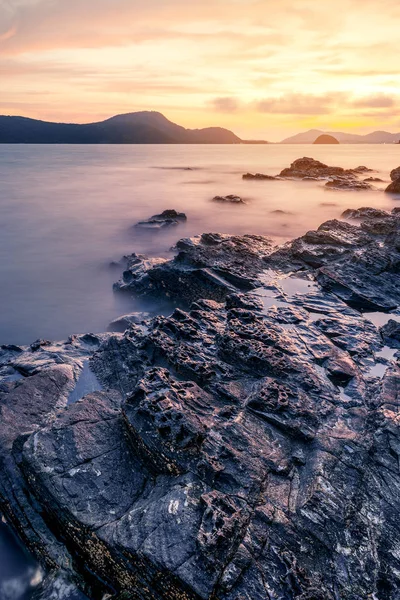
(0, 144, 399, 346)
(0, 143, 399, 598)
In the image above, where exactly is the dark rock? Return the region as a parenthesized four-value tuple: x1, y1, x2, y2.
(114, 233, 274, 304)
(4, 207, 400, 599)
(278, 156, 371, 180)
(270, 209, 293, 215)
(242, 173, 277, 180)
(212, 195, 245, 204)
(325, 178, 373, 190)
(390, 166, 400, 181)
(107, 312, 151, 333)
(342, 207, 390, 220)
(135, 209, 187, 230)
(385, 179, 400, 194)
(364, 177, 384, 182)
(380, 319, 400, 348)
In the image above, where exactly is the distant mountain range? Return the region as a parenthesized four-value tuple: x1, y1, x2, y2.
(0, 111, 241, 144)
(281, 128, 400, 144)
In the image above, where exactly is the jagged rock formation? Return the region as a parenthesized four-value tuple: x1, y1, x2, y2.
(2, 209, 400, 599)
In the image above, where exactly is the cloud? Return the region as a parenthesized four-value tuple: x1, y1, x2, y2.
(254, 94, 342, 115)
(351, 94, 395, 108)
(210, 97, 240, 112)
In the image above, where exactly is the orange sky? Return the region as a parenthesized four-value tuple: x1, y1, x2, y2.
(0, 0, 399, 141)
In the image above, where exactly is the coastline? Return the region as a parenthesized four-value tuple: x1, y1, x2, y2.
(2, 201, 400, 599)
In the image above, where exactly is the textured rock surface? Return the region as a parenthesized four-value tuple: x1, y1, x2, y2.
(3, 209, 400, 599)
(390, 166, 400, 181)
(135, 209, 187, 229)
(386, 179, 400, 194)
(242, 173, 277, 180)
(278, 157, 372, 180)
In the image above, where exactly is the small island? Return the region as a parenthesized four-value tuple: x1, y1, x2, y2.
(313, 134, 340, 144)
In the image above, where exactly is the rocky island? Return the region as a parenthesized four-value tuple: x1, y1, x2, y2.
(2, 198, 400, 599)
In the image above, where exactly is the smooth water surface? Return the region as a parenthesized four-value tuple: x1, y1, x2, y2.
(0, 144, 398, 345)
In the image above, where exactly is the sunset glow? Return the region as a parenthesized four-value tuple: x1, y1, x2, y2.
(1, 0, 399, 140)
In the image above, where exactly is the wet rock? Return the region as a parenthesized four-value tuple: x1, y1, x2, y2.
(380, 319, 400, 348)
(342, 207, 390, 220)
(107, 312, 151, 333)
(242, 173, 277, 180)
(278, 157, 368, 180)
(385, 179, 400, 194)
(4, 207, 400, 599)
(114, 233, 274, 304)
(325, 178, 373, 190)
(135, 209, 187, 230)
(212, 195, 245, 204)
(390, 166, 400, 181)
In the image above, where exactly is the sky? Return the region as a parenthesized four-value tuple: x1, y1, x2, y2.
(0, 0, 399, 141)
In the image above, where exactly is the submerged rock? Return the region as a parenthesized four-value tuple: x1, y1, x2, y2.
(3, 208, 400, 599)
(212, 195, 245, 204)
(325, 178, 373, 191)
(135, 209, 187, 230)
(242, 173, 277, 180)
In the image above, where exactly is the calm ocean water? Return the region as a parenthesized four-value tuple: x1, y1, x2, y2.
(0, 144, 399, 346)
(0, 143, 399, 597)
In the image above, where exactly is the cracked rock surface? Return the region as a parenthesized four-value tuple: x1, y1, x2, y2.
(2, 208, 400, 599)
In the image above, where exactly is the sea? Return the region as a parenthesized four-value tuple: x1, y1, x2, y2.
(0, 143, 399, 598)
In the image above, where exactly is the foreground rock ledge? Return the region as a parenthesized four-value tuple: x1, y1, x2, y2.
(2, 208, 400, 599)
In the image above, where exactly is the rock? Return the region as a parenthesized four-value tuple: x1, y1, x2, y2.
(390, 166, 400, 181)
(278, 156, 369, 180)
(385, 179, 400, 194)
(270, 209, 293, 214)
(107, 312, 151, 333)
(313, 134, 339, 144)
(114, 233, 274, 304)
(380, 319, 400, 348)
(364, 177, 384, 182)
(342, 207, 390, 220)
(212, 195, 245, 204)
(135, 209, 187, 230)
(242, 173, 277, 180)
(4, 207, 400, 599)
(325, 178, 373, 190)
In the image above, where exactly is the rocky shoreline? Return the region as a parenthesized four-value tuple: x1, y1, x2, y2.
(2, 200, 400, 599)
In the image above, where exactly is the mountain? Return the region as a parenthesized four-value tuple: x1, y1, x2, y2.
(281, 128, 400, 144)
(0, 111, 242, 144)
